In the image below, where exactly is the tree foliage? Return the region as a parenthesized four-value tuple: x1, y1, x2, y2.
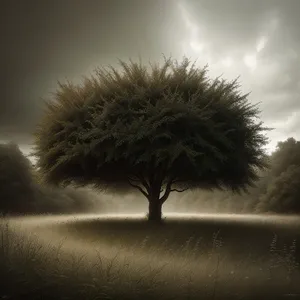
(0, 142, 104, 215)
(0, 142, 36, 213)
(171, 137, 300, 215)
(256, 138, 300, 213)
(33, 57, 269, 220)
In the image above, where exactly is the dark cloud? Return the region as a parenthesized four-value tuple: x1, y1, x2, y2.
(1, 0, 300, 156)
(1, 0, 180, 142)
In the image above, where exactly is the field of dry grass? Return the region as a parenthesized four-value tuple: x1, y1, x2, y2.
(1, 213, 300, 300)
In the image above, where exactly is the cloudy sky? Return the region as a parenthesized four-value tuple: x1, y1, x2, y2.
(1, 0, 300, 161)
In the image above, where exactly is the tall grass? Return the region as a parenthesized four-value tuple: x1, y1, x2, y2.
(0, 217, 167, 299)
(0, 215, 299, 299)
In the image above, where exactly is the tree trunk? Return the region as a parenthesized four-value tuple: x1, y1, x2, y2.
(148, 198, 163, 222)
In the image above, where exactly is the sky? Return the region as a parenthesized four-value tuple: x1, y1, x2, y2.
(1, 0, 300, 162)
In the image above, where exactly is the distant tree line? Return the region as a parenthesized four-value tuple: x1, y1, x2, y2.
(256, 137, 300, 214)
(171, 137, 300, 215)
(0, 142, 109, 215)
(0, 138, 299, 216)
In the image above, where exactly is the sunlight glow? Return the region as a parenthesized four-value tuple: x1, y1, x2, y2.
(221, 57, 233, 68)
(256, 35, 268, 53)
(189, 41, 204, 52)
(243, 54, 257, 71)
(177, 1, 208, 61)
(243, 14, 280, 72)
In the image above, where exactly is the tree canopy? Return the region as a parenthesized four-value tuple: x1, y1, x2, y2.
(33, 57, 269, 221)
(256, 137, 300, 214)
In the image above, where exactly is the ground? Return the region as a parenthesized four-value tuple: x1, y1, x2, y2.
(1, 213, 300, 299)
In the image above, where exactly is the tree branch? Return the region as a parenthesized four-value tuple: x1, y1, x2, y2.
(171, 178, 186, 184)
(159, 176, 189, 203)
(170, 188, 189, 193)
(128, 174, 150, 194)
(139, 174, 150, 193)
(159, 177, 175, 204)
(128, 179, 148, 198)
(128, 176, 140, 182)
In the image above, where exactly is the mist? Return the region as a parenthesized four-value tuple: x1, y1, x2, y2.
(2, 137, 300, 216)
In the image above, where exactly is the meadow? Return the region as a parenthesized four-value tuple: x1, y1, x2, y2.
(1, 213, 300, 300)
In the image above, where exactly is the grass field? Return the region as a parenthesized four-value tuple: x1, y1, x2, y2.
(1, 213, 300, 299)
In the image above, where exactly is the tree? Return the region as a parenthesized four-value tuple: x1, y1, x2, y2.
(257, 165, 300, 214)
(33, 57, 269, 221)
(256, 138, 300, 214)
(269, 137, 300, 177)
(0, 142, 36, 214)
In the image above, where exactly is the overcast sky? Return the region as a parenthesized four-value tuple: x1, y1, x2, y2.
(1, 0, 300, 161)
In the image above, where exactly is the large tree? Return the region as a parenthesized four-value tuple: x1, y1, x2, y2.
(33, 57, 269, 221)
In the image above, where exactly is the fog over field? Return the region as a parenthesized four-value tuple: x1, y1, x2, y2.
(2, 213, 298, 299)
